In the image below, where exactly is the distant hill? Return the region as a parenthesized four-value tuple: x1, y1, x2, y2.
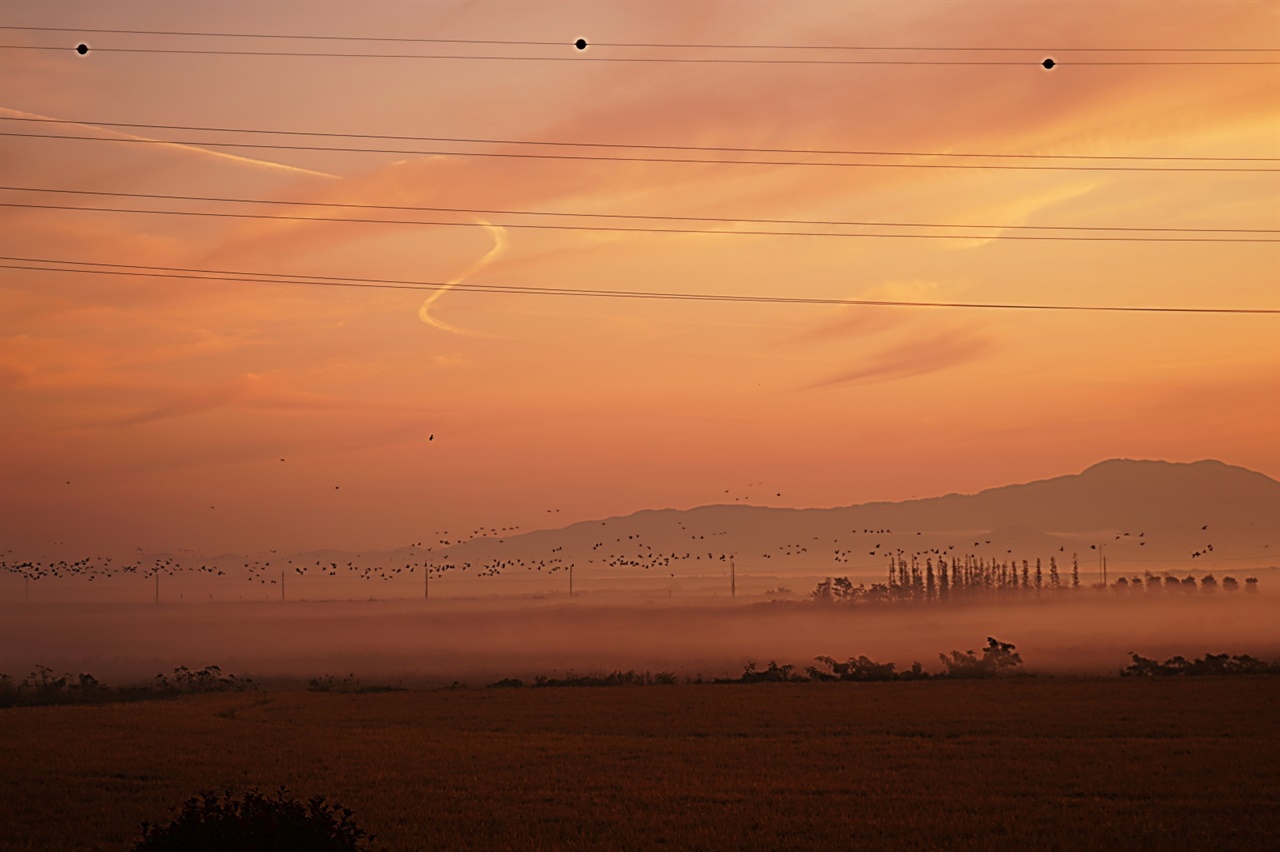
(349, 459, 1279, 585)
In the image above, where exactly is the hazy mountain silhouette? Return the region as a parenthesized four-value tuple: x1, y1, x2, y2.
(370, 459, 1278, 582)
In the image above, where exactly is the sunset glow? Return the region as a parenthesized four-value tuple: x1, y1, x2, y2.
(1, 1, 1276, 558)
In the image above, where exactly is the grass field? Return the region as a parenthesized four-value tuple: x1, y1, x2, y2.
(2, 678, 1277, 851)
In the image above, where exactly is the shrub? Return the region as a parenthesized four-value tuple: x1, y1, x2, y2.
(938, 637, 1023, 679)
(132, 787, 373, 852)
(1121, 652, 1280, 677)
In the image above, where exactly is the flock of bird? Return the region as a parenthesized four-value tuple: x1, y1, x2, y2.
(3, 511, 1254, 602)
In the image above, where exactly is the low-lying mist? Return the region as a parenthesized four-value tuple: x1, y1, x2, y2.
(2, 593, 1275, 685)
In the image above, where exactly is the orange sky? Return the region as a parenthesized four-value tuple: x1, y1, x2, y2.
(1, 1, 1277, 557)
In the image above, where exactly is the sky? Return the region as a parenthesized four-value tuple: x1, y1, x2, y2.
(1, 0, 1277, 558)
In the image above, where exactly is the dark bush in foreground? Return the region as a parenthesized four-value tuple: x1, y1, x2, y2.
(132, 788, 372, 852)
(1121, 652, 1280, 677)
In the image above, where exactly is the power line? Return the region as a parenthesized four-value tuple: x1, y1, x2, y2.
(5, 201, 1277, 243)
(2, 26, 1276, 52)
(4, 116, 1274, 162)
(3, 256, 1277, 315)
(4, 187, 1272, 236)
(5, 44, 1277, 65)
(3, 131, 1275, 172)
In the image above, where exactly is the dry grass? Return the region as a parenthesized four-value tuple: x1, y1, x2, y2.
(1, 678, 1277, 850)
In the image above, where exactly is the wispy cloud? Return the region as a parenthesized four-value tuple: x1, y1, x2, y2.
(782, 281, 947, 346)
(418, 220, 509, 336)
(0, 107, 338, 180)
(97, 374, 261, 427)
(807, 329, 993, 389)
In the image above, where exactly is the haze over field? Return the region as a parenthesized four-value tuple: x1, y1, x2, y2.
(3, 459, 1276, 682)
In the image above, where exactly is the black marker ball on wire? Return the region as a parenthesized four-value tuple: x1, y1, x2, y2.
(574, 38, 588, 50)
(1042, 57, 1055, 69)
(76, 43, 89, 55)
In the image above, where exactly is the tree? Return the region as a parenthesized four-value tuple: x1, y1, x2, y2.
(1200, 574, 1217, 593)
(1245, 577, 1259, 594)
(1222, 576, 1239, 592)
(1049, 557, 1060, 590)
(1071, 554, 1079, 589)
(1034, 559, 1042, 590)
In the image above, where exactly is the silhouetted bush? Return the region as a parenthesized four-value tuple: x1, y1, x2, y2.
(1121, 652, 1280, 677)
(488, 677, 524, 688)
(808, 655, 901, 682)
(308, 674, 405, 694)
(727, 661, 806, 683)
(0, 665, 252, 708)
(938, 638, 1023, 679)
(530, 669, 673, 687)
(132, 787, 372, 851)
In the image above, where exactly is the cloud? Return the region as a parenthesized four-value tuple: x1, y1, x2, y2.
(0, 107, 338, 180)
(783, 281, 947, 346)
(808, 328, 993, 389)
(418, 220, 509, 336)
(97, 374, 262, 427)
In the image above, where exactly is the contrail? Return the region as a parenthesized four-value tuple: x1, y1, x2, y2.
(418, 219, 508, 336)
(0, 107, 338, 179)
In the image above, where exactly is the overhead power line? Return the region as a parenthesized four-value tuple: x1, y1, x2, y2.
(3, 131, 1275, 172)
(4, 200, 1276, 243)
(3, 256, 1276, 315)
(3, 117, 1274, 163)
(2, 26, 1275, 52)
(3, 187, 1272, 236)
(5, 43, 1277, 65)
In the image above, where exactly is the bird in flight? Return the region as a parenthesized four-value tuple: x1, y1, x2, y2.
(429, 435, 434, 442)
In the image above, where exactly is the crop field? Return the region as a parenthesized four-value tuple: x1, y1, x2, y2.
(2, 678, 1277, 851)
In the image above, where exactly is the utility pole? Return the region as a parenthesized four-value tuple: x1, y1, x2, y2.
(730, 556, 736, 598)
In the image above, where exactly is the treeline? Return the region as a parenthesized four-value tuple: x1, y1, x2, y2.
(307, 674, 406, 694)
(0, 665, 253, 708)
(813, 553, 1260, 604)
(487, 638, 1025, 687)
(489, 670, 680, 689)
(1121, 652, 1280, 677)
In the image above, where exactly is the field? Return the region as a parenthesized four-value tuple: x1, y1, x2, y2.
(2, 678, 1277, 851)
